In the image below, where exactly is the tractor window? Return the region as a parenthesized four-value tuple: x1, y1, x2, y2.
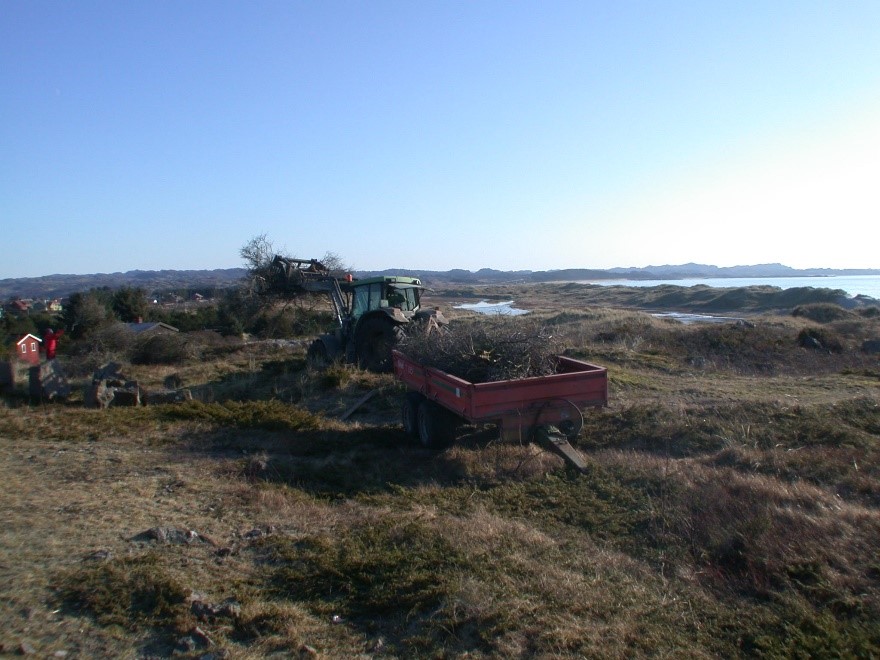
(387, 285, 418, 311)
(351, 283, 383, 319)
(352, 287, 368, 319)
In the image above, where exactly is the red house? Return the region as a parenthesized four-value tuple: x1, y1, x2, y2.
(16, 334, 42, 366)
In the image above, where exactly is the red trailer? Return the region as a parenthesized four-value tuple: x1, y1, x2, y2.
(392, 349, 608, 471)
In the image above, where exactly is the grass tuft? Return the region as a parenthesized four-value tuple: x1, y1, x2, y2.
(58, 553, 190, 629)
(159, 399, 325, 432)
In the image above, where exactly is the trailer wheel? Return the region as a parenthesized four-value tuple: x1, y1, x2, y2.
(416, 401, 456, 449)
(401, 392, 424, 437)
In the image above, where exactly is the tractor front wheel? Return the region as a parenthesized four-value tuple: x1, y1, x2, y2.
(354, 317, 405, 372)
(307, 339, 329, 368)
(307, 335, 341, 369)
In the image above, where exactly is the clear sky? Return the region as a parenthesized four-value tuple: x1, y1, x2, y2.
(2, 1, 879, 278)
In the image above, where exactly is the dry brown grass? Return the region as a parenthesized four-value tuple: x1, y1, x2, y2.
(1, 283, 878, 657)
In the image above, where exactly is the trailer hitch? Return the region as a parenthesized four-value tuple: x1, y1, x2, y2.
(533, 425, 590, 473)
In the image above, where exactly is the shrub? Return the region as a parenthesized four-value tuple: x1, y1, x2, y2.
(797, 327, 843, 353)
(60, 323, 136, 376)
(131, 333, 193, 365)
(792, 303, 854, 323)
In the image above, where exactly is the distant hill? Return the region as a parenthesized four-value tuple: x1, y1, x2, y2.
(0, 269, 248, 300)
(604, 263, 880, 279)
(2, 263, 878, 300)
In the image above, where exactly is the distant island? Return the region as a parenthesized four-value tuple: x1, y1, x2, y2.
(1, 263, 879, 300)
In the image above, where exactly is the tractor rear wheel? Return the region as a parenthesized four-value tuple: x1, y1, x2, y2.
(416, 400, 456, 449)
(354, 317, 405, 372)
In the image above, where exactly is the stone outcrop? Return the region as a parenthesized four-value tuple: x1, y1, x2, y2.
(28, 360, 71, 402)
(84, 362, 192, 408)
(143, 388, 193, 405)
(85, 362, 141, 408)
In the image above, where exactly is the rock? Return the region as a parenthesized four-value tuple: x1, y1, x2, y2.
(243, 525, 277, 541)
(244, 457, 269, 479)
(110, 384, 140, 406)
(174, 626, 215, 654)
(83, 549, 112, 562)
(92, 362, 126, 383)
(191, 598, 241, 621)
(191, 627, 214, 647)
(28, 361, 71, 402)
(175, 636, 197, 654)
(144, 389, 193, 405)
(164, 373, 184, 389)
(86, 372, 146, 408)
(86, 363, 142, 407)
(85, 381, 115, 409)
(17, 641, 37, 655)
(130, 527, 205, 545)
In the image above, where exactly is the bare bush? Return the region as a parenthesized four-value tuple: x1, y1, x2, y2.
(401, 316, 564, 383)
(131, 333, 194, 365)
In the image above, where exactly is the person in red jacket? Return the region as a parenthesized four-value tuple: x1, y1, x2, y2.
(43, 328, 64, 360)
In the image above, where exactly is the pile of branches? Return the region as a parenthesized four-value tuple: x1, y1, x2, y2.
(401, 316, 563, 383)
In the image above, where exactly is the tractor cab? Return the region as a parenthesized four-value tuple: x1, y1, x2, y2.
(346, 276, 424, 320)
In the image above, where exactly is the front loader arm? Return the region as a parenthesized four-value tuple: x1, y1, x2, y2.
(265, 256, 348, 328)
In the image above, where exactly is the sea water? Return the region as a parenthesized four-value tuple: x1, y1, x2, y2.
(454, 300, 529, 316)
(580, 275, 880, 300)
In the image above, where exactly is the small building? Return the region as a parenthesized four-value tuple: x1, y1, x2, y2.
(15, 334, 42, 366)
(124, 321, 179, 335)
(6, 299, 30, 315)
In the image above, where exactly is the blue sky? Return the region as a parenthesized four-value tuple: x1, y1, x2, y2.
(2, 1, 879, 278)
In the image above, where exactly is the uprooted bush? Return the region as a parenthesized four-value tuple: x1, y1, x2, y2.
(401, 316, 564, 383)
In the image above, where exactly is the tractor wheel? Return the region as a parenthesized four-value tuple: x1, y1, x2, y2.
(401, 392, 424, 437)
(416, 400, 456, 449)
(355, 317, 405, 372)
(307, 336, 340, 369)
(306, 338, 329, 368)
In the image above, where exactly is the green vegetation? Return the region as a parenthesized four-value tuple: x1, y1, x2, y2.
(1, 283, 878, 657)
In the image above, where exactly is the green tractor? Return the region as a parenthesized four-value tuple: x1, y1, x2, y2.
(263, 256, 447, 372)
